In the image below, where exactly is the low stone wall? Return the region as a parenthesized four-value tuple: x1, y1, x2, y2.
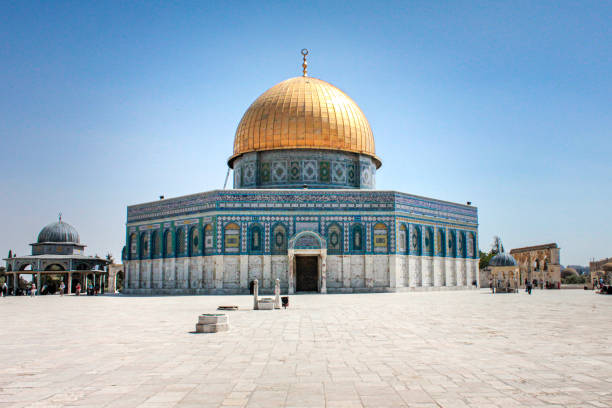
(561, 284, 590, 290)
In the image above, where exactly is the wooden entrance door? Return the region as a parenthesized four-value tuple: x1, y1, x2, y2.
(296, 256, 318, 292)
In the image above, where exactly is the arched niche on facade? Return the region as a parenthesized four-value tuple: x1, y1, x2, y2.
(45, 264, 66, 272)
(287, 231, 328, 295)
(139, 232, 149, 260)
(249, 223, 263, 253)
(326, 223, 343, 255)
(223, 223, 240, 254)
(151, 230, 160, 258)
(203, 224, 213, 255)
(163, 230, 172, 258)
(398, 224, 408, 254)
(188, 226, 199, 257)
(128, 233, 137, 260)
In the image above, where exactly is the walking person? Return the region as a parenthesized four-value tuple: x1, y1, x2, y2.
(1, 281, 7, 297)
(30, 282, 36, 297)
(75, 282, 81, 296)
(59, 281, 65, 296)
(527, 281, 532, 295)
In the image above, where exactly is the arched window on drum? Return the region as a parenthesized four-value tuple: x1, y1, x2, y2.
(176, 228, 186, 256)
(271, 224, 287, 255)
(351, 224, 364, 253)
(373, 223, 388, 253)
(224, 223, 240, 254)
(249, 224, 263, 253)
(327, 223, 342, 255)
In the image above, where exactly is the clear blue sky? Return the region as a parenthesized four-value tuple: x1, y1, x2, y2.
(1, 1, 610, 266)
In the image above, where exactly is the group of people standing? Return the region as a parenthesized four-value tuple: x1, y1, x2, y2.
(0, 280, 103, 296)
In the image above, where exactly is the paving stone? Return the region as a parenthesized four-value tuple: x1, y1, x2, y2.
(0, 290, 610, 407)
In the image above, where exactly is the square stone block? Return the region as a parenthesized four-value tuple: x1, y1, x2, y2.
(198, 314, 228, 325)
(258, 299, 275, 310)
(195, 323, 229, 333)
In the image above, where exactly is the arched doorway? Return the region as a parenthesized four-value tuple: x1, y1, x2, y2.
(116, 270, 124, 292)
(288, 231, 327, 294)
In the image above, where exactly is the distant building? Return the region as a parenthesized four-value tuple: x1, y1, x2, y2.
(589, 257, 612, 286)
(510, 243, 561, 287)
(3, 216, 109, 294)
(488, 244, 520, 291)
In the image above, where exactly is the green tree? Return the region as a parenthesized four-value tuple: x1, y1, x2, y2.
(479, 250, 495, 269)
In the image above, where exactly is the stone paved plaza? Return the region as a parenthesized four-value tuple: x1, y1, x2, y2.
(1, 290, 611, 408)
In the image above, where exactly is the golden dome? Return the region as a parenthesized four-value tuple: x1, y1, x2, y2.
(229, 76, 380, 168)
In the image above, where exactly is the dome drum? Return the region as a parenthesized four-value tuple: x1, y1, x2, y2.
(232, 149, 377, 189)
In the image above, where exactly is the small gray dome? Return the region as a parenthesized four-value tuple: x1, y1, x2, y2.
(489, 252, 517, 267)
(37, 220, 80, 244)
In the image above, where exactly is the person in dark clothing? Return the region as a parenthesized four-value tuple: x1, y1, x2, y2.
(249, 280, 255, 295)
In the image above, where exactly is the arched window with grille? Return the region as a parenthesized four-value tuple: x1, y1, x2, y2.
(139, 233, 149, 259)
(151, 230, 160, 258)
(129, 233, 137, 260)
(424, 227, 434, 256)
(373, 223, 388, 253)
(351, 224, 364, 252)
(448, 230, 457, 258)
(189, 227, 199, 257)
(398, 224, 407, 254)
(224, 223, 240, 254)
(176, 228, 186, 257)
(410, 225, 422, 256)
(271, 224, 287, 254)
(204, 224, 213, 255)
(249, 224, 263, 253)
(437, 228, 446, 257)
(327, 223, 342, 254)
(163, 230, 172, 258)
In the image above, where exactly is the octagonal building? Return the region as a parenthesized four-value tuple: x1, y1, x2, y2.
(123, 53, 479, 294)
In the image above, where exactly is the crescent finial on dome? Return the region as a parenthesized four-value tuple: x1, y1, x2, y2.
(301, 48, 308, 77)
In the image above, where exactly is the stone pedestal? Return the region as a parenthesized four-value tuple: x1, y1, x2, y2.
(196, 314, 229, 333)
(274, 278, 281, 309)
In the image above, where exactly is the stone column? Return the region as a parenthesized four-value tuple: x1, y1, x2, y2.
(253, 278, 259, 310)
(320, 254, 327, 294)
(14, 273, 18, 295)
(288, 253, 295, 294)
(67, 273, 72, 294)
(274, 278, 281, 309)
(37, 273, 41, 295)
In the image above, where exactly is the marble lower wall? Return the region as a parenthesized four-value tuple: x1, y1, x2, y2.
(124, 255, 479, 295)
